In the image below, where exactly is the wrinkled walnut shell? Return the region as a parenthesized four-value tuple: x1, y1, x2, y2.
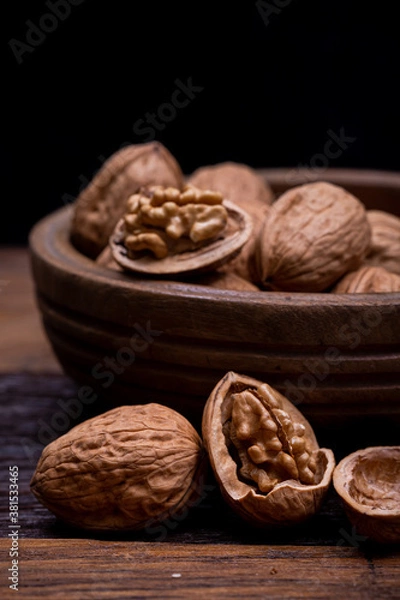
(333, 446, 400, 544)
(332, 265, 400, 293)
(202, 372, 335, 527)
(110, 199, 253, 275)
(188, 162, 273, 282)
(70, 142, 184, 258)
(30, 404, 205, 531)
(365, 210, 400, 275)
(255, 182, 372, 292)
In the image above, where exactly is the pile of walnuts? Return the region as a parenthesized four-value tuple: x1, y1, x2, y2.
(70, 141, 400, 293)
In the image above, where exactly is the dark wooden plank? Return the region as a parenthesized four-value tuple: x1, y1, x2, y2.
(1, 539, 399, 599)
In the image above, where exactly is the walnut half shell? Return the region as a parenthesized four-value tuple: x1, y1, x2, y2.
(110, 185, 253, 275)
(333, 446, 400, 544)
(202, 372, 335, 527)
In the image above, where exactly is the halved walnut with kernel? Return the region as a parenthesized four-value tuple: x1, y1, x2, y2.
(202, 372, 335, 527)
(110, 184, 253, 275)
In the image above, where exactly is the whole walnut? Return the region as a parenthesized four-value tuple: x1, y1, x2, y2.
(332, 265, 400, 293)
(365, 210, 400, 275)
(255, 181, 372, 292)
(188, 162, 273, 281)
(30, 404, 206, 531)
(70, 142, 184, 258)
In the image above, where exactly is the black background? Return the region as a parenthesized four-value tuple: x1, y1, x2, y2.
(3, 0, 400, 244)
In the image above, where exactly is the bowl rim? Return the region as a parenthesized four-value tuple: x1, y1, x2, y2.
(29, 167, 400, 309)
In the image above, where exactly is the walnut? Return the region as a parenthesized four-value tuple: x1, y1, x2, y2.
(30, 404, 206, 531)
(188, 162, 274, 282)
(70, 142, 184, 258)
(333, 446, 400, 544)
(332, 265, 400, 293)
(365, 210, 400, 275)
(254, 181, 372, 292)
(110, 185, 253, 275)
(202, 372, 335, 527)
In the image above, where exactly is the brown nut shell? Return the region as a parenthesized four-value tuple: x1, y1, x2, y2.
(188, 162, 273, 281)
(255, 181, 372, 292)
(110, 199, 253, 276)
(332, 265, 400, 293)
(365, 210, 400, 275)
(30, 404, 205, 531)
(70, 142, 184, 258)
(333, 446, 400, 544)
(202, 371, 335, 527)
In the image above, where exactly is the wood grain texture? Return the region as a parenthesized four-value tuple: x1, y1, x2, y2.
(1, 539, 400, 599)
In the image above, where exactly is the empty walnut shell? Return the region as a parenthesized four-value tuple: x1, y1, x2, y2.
(255, 181, 372, 292)
(30, 404, 206, 531)
(188, 162, 274, 282)
(365, 210, 400, 275)
(332, 265, 400, 293)
(202, 372, 335, 527)
(333, 446, 400, 544)
(110, 191, 253, 276)
(70, 142, 184, 258)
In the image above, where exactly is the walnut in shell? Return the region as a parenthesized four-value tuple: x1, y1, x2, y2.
(188, 162, 273, 281)
(332, 265, 400, 293)
(365, 210, 400, 275)
(333, 446, 400, 544)
(70, 142, 184, 258)
(255, 182, 372, 292)
(202, 371, 335, 527)
(110, 184, 253, 275)
(30, 404, 205, 531)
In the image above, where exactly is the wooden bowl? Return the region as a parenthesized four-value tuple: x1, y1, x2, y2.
(29, 169, 400, 426)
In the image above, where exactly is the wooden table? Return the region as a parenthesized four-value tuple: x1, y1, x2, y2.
(1, 247, 399, 599)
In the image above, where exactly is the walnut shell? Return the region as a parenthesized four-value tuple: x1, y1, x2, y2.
(365, 210, 400, 275)
(110, 187, 253, 275)
(255, 182, 372, 292)
(188, 162, 274, 281)
(332, 265, 400, 293)
(202, 371, 335, 527)
(30, 404, 205, 531)
(70, 142, 184, 258)
(333, 446, 400, 544)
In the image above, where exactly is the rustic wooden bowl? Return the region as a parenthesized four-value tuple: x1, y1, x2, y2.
(29, 169, 400, 426)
